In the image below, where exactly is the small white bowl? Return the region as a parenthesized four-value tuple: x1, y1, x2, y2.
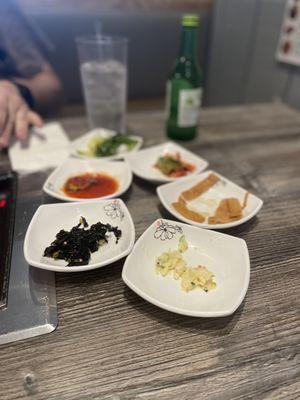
(70, 128, 143, 160)
(125, 142, 208, 183)
(122, 219, 250, 317)
(157, 170, 263, 229)
(24, 199, 135, 272)
(43, 158, 132, 202)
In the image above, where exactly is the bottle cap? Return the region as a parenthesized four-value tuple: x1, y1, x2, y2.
(182, 14, 199, 27)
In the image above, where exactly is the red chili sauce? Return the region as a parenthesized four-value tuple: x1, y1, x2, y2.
(62, 173, 119, 199)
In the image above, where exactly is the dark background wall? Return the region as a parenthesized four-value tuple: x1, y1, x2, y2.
(206, 0, 300, 110)
(23, 0, 300, 109)
(26, 11, 211, 103)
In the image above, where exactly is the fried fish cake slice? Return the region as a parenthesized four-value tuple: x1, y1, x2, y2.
(208, 197, 243, 224)
(208, 215, 241, 224)
(172, 201, 205, 223)
(225, 198, 243, 218)
(181, 173, 220, 201)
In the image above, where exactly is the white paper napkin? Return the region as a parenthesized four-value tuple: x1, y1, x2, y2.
(9, 122, 70, 174)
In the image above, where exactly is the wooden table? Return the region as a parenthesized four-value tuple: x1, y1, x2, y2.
(0, 103, 299, 399)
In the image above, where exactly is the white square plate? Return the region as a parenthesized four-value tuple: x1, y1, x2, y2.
(70, 128, 143, 160)
(24, 199, 135, 272)
(157, 170, 263, 229)
(122, 219, 250, 317)
(43, 158, 132, 202)
(125, 142, 208, 183)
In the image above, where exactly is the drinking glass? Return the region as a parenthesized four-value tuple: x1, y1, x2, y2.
(76, 36, 128, 132)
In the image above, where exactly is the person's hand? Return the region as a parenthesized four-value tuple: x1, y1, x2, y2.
(0, 80, 43, 148)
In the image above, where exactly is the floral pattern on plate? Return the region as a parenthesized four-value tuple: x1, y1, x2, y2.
(154, 220, 183, 240)
(104, 200, 125, 221)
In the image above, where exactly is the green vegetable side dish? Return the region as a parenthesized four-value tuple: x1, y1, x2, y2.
(154, 153, 195, 178)
(78, 133, 138, 158)
(155, 156, 183, 176)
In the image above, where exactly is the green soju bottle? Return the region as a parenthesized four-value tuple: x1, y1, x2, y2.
(166, 14, 203, 140)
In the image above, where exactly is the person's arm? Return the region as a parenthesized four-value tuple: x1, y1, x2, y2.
(0, 79, 42, 147)
(0, 62, 62, 148)
(0, 63, 62, 148)
(0, 1, 63, 147)
(14, 63, 62, 113)
(0, 0, 62, 148)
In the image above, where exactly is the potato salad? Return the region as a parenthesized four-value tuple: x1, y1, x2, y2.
(155, 236, 216, 293)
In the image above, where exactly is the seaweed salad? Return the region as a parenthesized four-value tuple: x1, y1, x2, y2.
(43, 217, 121, 266)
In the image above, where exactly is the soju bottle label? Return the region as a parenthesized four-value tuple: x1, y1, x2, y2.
(177, 88, 202, 127)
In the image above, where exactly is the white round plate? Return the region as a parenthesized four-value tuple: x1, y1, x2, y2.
(122, 219, 250, 317)
(24, 199, 135, 272)
(70, 128, 143, 160)
(125, 141, 208, 183)
(157, 170, 263, 229)
(43, 158, 132, 202)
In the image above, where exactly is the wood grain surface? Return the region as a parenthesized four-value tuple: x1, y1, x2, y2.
(0, 103, 300, 399)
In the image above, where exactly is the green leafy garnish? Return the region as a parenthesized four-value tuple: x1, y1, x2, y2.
(78, 133, 138, 158)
